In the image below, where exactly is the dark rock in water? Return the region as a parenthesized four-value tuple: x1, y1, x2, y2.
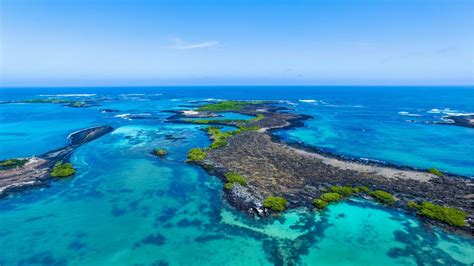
(442, 115, 474, 128)
(101, 109, 120, 113)
(164, 134, 186, 142)
(68, 126, 113, 146)
(0, 125, 113, 198)
(134, 233, 166, 247)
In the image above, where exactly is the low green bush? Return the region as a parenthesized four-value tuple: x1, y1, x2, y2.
(234, 125, 260, 133)
(0, 159, 27, 169)
(224, 172, 247, 186)
(197, 101, 246, 111)
(51, 162, 76, 177)
(355, 186, 370, 193)
(187, 148, 207, 161)
(312, 199, 329, 209)
(224, 182, 235, 190)
(418, 202, 466, 227)
(369, 190, 396, 205)
(263, 196, 288, 211)
(320, 192, 342, 202)
(330, 186, 355, 197)
(206, 127, 233, 149)
(154, 149, 167, 156)
(251, 114, 265, 122)
(407, 201, 420, 209)
(428, 168, 443, 177)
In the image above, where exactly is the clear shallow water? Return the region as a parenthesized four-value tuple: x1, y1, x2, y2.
(0, 87, 473, 265)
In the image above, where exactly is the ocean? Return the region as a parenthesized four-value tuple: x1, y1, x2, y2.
(0, 86, 473, 265)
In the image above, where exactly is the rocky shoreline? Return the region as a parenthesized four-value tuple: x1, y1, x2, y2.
(0, 125, 113, 197)
(441, 114, 474, 128)
(175, 101, 474, 236)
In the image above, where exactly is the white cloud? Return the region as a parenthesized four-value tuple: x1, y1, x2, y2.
(168, 38, 219, 50)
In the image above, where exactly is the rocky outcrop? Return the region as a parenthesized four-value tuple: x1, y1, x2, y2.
(0, 125, 113, 197)
(178, 102, 474, 235)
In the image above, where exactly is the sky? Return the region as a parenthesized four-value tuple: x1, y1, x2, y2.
(0, 0, 473, 87)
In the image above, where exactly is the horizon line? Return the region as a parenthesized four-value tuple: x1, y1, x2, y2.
(2, 84, 474, 89)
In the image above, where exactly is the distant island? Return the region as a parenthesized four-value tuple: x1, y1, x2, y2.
(171, 101, 473, 235)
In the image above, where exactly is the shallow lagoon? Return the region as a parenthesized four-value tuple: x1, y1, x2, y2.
(0, 87, 473, 265)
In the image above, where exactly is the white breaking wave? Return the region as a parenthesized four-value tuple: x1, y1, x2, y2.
(298, 99, 317, 103)
(204, 98, 225, 102)
(114, 113, 152, 120)
(427, 108, 474, 117)
(278, 100, 298, 106)
(38, 94, 96, 97)
(398, 111, 422, 117)
(445, 112, 474, 116)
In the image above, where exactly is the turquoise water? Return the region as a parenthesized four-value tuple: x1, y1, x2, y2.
(0, 87, 473, 265)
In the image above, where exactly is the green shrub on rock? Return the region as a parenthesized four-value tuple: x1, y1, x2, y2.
(263, 196, 288, 211)
(320, 192, 342, 202)
(312, 199, 329, 209)
(418, 202, 466, 227)
(197, 101, 246, 111)
(224, 182, 235, 190)
(407, 201, 420, 209)
(187, 148, 207, 161)
(0, 159, 28, 169)
(355, 186, 370, 193)
(369, 190, 396, 205)
(154, 149, 167, 156)
(330, 186, 355, 197)
(428, 168, 443, 177)
(51, 162, 76, 177)
(224, 172, 247, 186)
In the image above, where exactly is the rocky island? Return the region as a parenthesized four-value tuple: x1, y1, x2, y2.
(173, 101, 474, 235)
(442, 114, 474, 128)
(0, 125, 113, 197)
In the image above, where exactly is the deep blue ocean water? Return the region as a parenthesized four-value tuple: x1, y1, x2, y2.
(0, 86, 473, 265)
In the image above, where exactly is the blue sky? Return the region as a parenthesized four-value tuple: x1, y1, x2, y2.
(1, 0, 473, 86)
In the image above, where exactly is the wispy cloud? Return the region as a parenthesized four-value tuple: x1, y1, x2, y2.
(168, 38, 219, 50)
(436, 46, 457, 54)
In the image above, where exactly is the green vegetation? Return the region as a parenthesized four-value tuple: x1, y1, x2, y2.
(234, 125, 260, 133)
(197, 101, 247, 112)
(0, 159, 28, 170)
(154, 148, 167, 156)
(428, 168, 443, 177)
(408, 201, 466, 227)
(51, 162, 76, 177)
(68, 101, 87, 107)
(205, 126, 260, 149)
(23, 98, 70, 104)
(355, 186, 370, 193)
(312, 185, 370, 211)
(407, 201, 420, 209)
(320, 192, 342, 202)
(419, 202, 466, 227)
(224, 182, 235, 190)
(312, 199, 329, 209)
(187, 148, 207, 161)
(196, 100, 265, 112)
(22, 98, 87, 107)
(369, 190, 396, 205)
(250, 114, 265, 122)
(206, 127, 233, 149)
(263, 196, 288, 212)
(330, 186, 356, 197)
(225, 172, 247, 186)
